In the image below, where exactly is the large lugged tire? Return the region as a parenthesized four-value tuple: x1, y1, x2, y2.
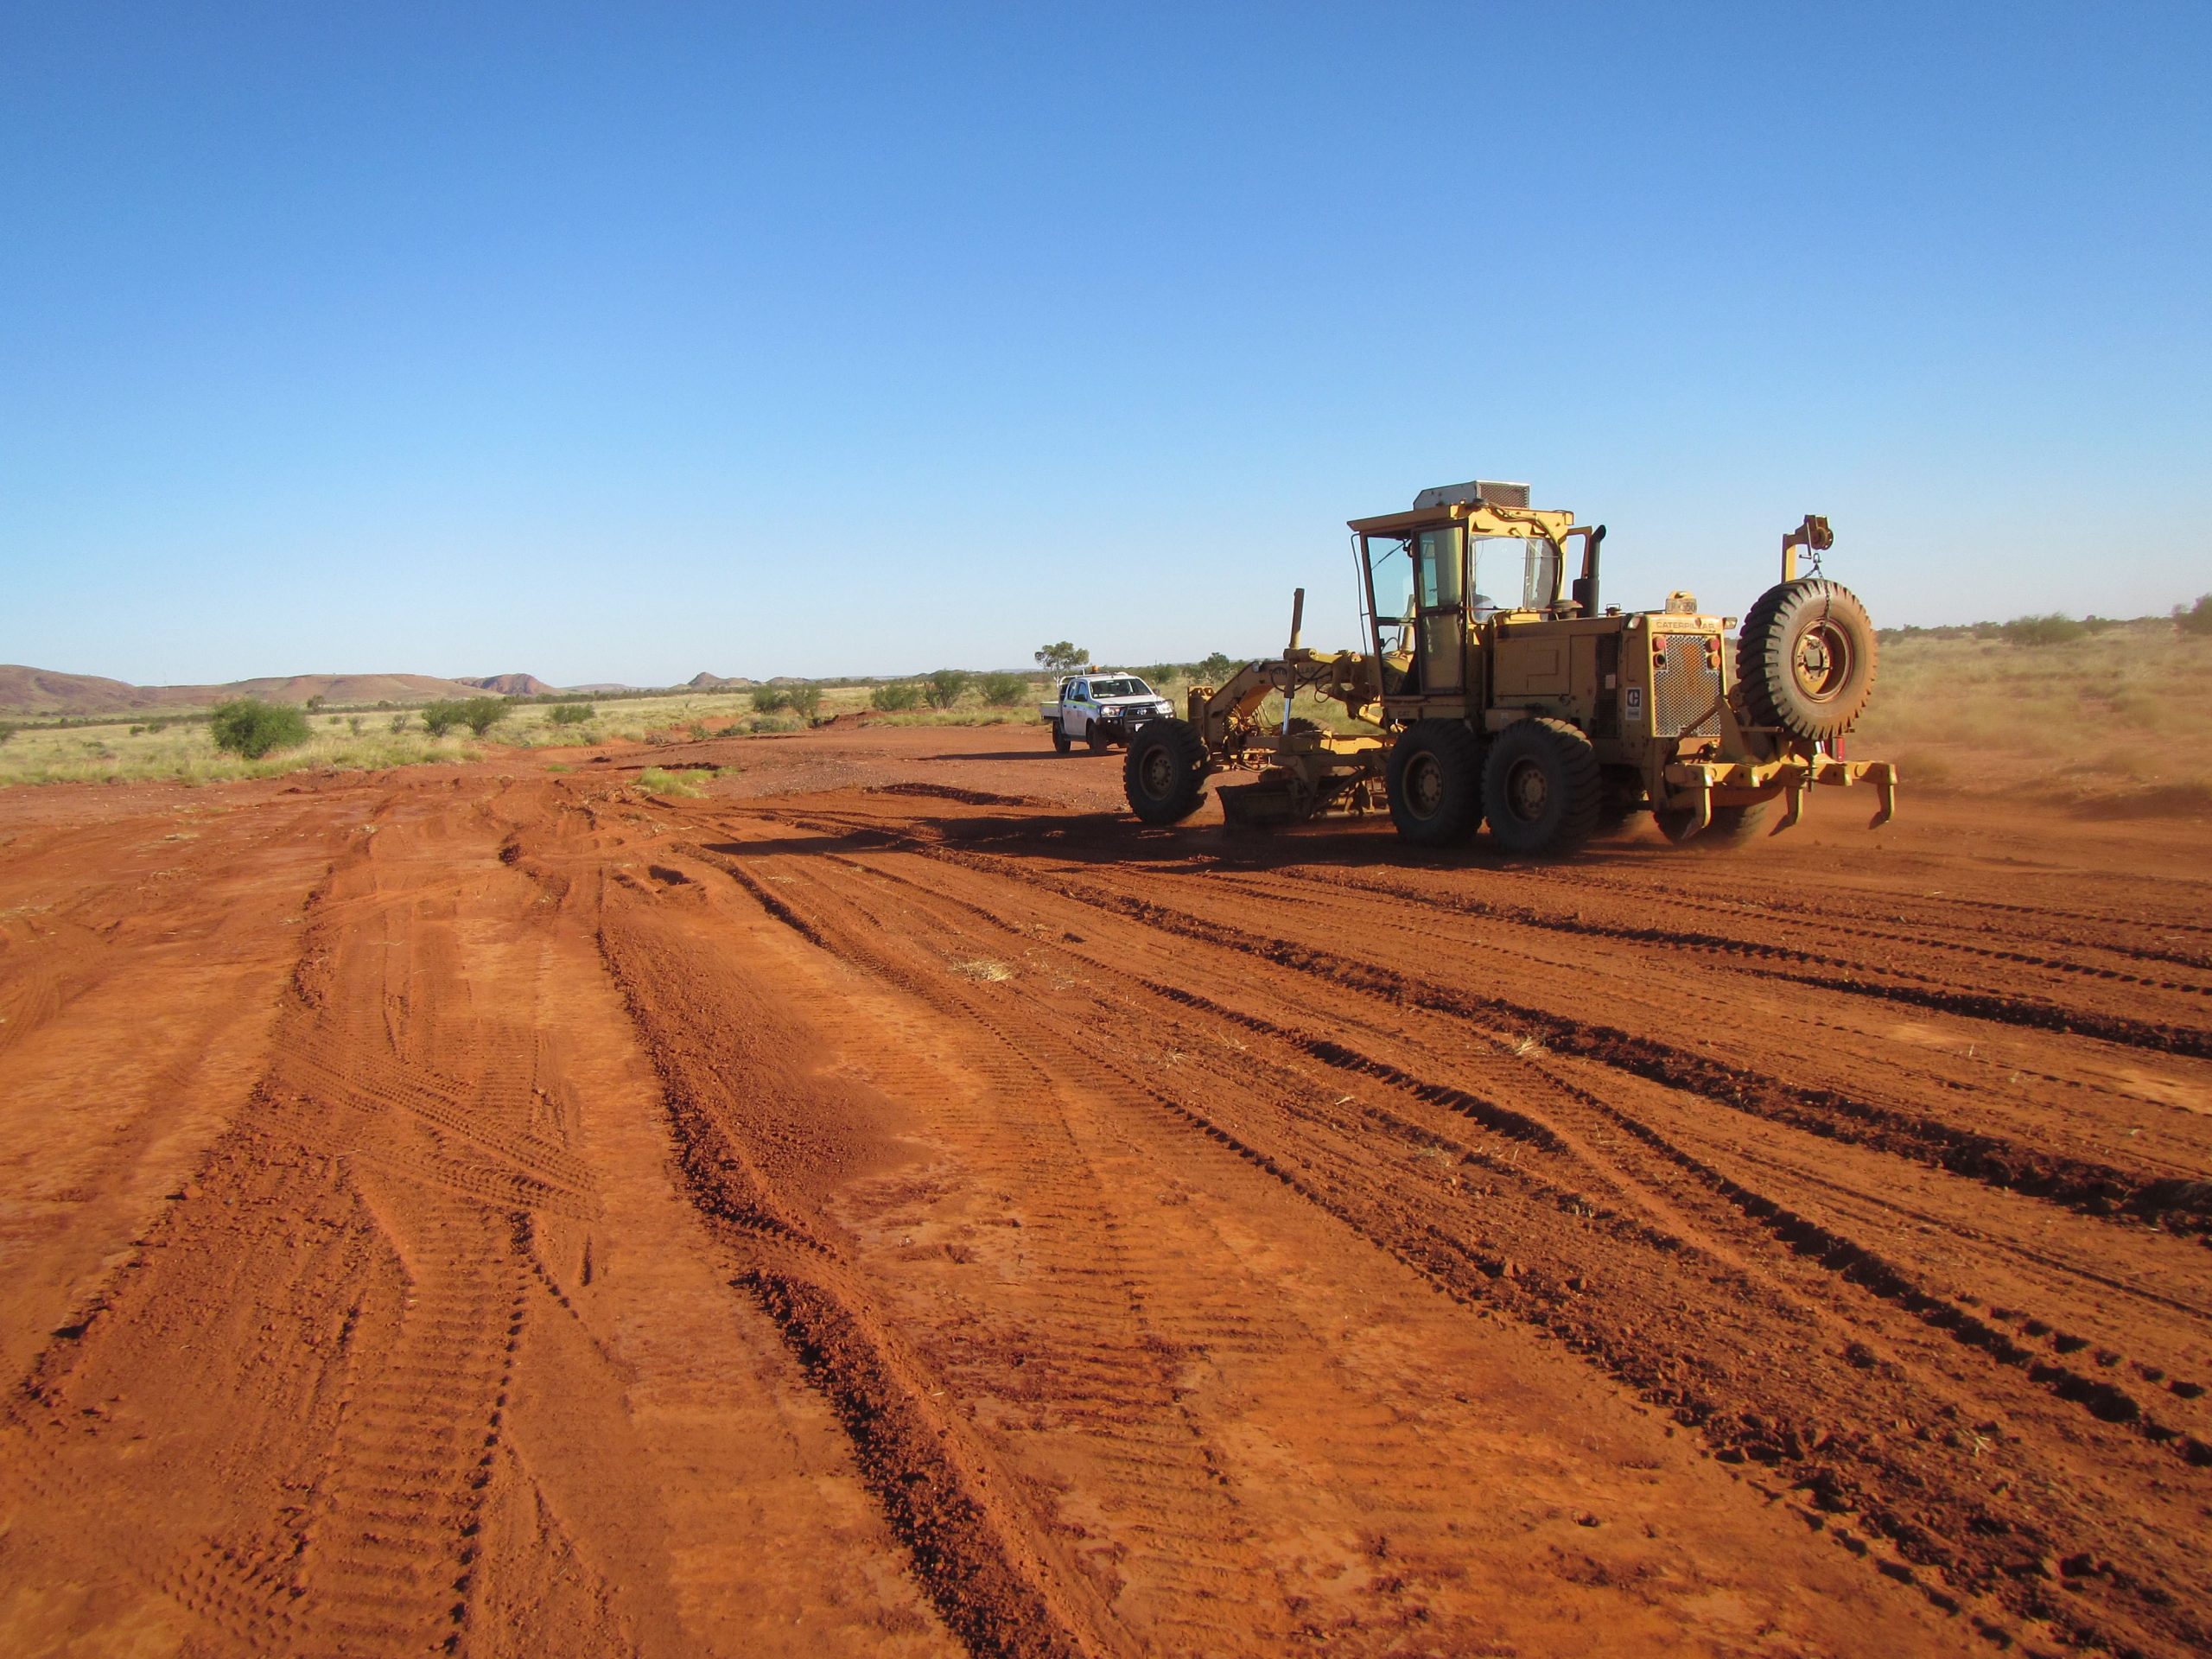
(1385, 719, 1484, 847)
(1123, 719, 1210, 824)
(1482, 718, 1601, 855)
(1737, 578, 1878, 741)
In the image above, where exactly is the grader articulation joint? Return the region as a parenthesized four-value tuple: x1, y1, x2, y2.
(1122, 480, 1895, 855)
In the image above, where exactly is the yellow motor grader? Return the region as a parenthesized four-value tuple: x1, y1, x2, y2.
(1122, 480, 1895, 855)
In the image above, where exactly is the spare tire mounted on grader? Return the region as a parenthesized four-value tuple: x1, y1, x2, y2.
(1122, 483, 1894, 855)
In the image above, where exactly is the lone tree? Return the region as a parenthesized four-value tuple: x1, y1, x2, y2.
(925, 668, 970, 709)
(978, 672, 1025, 707)
(1034, 642, 1088, 672)
(785, 683, 823, 719)
(210, 699, 311, 760)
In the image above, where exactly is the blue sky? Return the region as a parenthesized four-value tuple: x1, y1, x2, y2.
(3, 3, 2207, 686)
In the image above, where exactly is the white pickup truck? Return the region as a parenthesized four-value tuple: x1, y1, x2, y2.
(1039, 673, 1176, 753)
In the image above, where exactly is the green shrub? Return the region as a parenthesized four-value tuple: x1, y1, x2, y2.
(925, 668, 970, 709)
(871, 682, 921, 712)
(2177, 595, 2212, 639)
(547, 702, 595, 725)
(461, 696, 509, 738)
(785, 684, 822, 719)
(390, 713, 410, 733)
(0, 721, 19, 746)
(750, 686, 788, 714)
(1998, 613, 2086, 647)
(209, 698, 312, 760)
(347, 715, 364, 734)
(420, 700, 465, 736)
(978, 671, 1027, 707)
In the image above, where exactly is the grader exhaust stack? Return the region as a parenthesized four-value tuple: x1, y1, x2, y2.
(1122, 481, 1895, 855)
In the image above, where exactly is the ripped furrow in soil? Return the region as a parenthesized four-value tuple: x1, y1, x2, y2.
(1243, 862, 2212, 1039)
(736, 839, 2033, 1627)
(672, 831, 1973, 1659)
(764, 824, 2212, 1656)
(911, 840, 2212, 1239)
(1180, 863, 2212, 1157)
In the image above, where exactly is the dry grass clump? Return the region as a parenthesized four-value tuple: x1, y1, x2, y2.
(636, 766, 707, 798)
(1854, 621, 2212, 803)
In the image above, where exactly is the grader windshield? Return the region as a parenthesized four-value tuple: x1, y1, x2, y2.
(1361, 525, 1566, 690)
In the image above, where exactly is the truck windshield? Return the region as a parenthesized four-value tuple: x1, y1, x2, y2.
(1090, 677, 1151, 698)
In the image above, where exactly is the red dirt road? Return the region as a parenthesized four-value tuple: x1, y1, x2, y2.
(2, 724, 2207, 1657)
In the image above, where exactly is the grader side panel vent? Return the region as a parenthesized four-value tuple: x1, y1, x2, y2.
(1653, 636, 1724, 737)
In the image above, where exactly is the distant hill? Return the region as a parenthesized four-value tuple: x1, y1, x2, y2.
(459, 673, 556, 696)
(0, 664, 496, 716)
(686, 671, 754, 690)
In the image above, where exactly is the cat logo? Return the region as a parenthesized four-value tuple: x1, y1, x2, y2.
(1624, 685, 1643, 723)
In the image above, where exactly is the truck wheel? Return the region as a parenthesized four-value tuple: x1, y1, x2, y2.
(1052, 722, 1072, 754)
(1386, 720, 1484, 846)
(1124, 719, 1210, 824)
(1087, 721, 1112, 753)
(1656, 802, 1770, 846)
(1737, 579, 1878, 741)
(1482, 718, 1601, 855)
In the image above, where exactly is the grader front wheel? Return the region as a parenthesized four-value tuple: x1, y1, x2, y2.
(1123, 719, 1211, 825)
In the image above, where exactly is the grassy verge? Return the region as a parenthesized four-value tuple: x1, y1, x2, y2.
(0, 721, 484, 785)
(0, 679, 1069, 786)
(1854, 620, 2212, 803)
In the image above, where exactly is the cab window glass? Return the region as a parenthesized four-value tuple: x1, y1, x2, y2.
(1368, 538, 1415, 627)
(1521, 537, 1561, 611)
(1071, 681, 1087, 700)
(1416, 526, 1465, 609)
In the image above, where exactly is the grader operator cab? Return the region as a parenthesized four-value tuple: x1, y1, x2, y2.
(1122, 479, 1894, 855)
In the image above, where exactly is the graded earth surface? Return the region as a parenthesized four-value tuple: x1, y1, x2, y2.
(1, 722, 2207, 1657)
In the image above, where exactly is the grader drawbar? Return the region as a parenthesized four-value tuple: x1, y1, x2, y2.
(1122, 480, 1895, 855)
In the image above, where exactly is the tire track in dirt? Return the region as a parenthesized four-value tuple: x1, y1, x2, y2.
(582, 868, 1118, 1659)
(829, 825, 2212, 1240)
(697, 798, 2210, 1656)
(650, 827, 1973, 1654)
(1246, 862, 2212, 1046)
(703, 830, 1990, 1623)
